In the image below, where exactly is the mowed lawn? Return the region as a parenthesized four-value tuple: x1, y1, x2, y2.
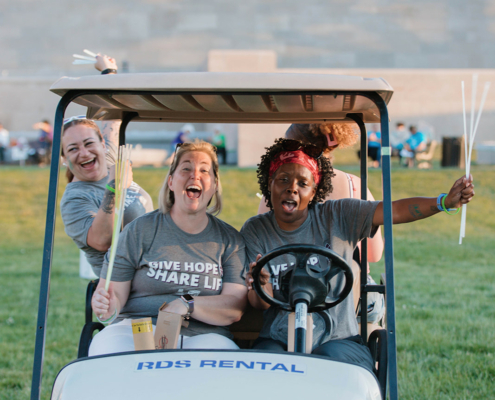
(0, 163, 494, 399)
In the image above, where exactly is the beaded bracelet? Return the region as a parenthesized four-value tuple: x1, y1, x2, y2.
(106, 184, 116, 194)
(441, 194, 460, 215)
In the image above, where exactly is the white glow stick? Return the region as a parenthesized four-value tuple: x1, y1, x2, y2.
(72, 60, 96, 65)
(83, 49, 97, 57)
(459, 79, 490, 244)
(104, 145, 133, 292)
(459, 81, 468, 244)
(73, 54, 96, 61)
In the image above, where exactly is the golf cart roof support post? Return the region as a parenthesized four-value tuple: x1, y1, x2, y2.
(367, 92, 398, 400)
(119, 112, 138, 146)
(347, 114, 369, 345)
(30, 91, 78, 400)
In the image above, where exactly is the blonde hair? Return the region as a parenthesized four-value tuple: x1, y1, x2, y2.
(310, 123, 358, 149)
(159, 140, 222, 215)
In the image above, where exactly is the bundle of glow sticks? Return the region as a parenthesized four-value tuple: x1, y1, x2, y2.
(459, 75, 490, 244)
(104, 144, 133, 291)
(72, 49, 97, 65)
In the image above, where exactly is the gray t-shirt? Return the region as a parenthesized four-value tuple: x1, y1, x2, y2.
(241, 199, 379, 342)
(101, 210, 246, 338)
(60, 177, 153, 276)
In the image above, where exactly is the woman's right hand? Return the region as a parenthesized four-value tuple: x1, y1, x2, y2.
(92, 286, 117, 320)
(245, 254, 270, 290)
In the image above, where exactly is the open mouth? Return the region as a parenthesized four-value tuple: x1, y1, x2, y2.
(186, 185, 202, 199)
(281, 199, 297, 212)
(80, 158, 96, 169)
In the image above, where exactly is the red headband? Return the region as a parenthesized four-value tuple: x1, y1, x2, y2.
(269, 150, 321, 185)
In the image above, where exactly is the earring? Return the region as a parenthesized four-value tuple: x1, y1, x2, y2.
(62, 162, 67, 166)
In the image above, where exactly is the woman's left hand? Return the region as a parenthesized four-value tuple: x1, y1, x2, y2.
(95, 54, 118, 72)
(164, 299, 188, 316)
(445, 174, 474, 209)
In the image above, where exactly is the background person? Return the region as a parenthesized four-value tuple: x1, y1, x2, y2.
(357, 124, 381, 168)
(167, 123, 194, 164)
(400, 125, 427, 167)
(212, 127, 227, 165)
(390, 122, 409, 163)
(0, 122, 9, 164)
(258, 123, 384, 322)
(33, 119, 52, 165)
(243, 138, 474, 370)
(90, 141, 248, 356)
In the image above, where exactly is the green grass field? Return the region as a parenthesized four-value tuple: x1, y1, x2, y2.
(1, 162, 494, 399)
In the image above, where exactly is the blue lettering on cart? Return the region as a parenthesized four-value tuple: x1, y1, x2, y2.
(137, 361, 191, 370)
(136, 360, 305, 374)
(156, 361, 173, 369)
(236, 361, 254, 369)
(256, 361, 271, 370)
(137, 362, 155, 370)
(291, 365, 304, 373)
(219, 360, 234, 368)
(175, 360, 191, 368)
(271, 363, 289, 372)
(200, 360, 217, 367)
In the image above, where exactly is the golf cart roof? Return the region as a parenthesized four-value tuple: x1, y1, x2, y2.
(50, 72, 393, 123)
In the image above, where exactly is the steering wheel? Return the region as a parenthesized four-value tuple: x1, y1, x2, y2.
(251, 244, 353, 313)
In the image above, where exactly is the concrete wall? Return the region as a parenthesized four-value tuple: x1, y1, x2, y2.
(2, 0, 494, 78)
(208, 51, 495, 166)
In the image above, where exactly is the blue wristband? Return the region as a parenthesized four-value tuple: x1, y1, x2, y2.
(437, 193, 457, 213)
(436, 193, 446, 211)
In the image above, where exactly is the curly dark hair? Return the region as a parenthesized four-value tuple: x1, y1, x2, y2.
(257, 138, 334, 210)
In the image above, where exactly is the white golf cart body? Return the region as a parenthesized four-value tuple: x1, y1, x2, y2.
(32, 72, 398, 400)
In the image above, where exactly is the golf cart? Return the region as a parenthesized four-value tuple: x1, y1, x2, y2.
(32, 72, 398, 399)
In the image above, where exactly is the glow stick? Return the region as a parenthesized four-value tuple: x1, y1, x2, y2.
(83, 49, 97, 57)
(72, 60, 96, 65)
(104, 144, 133, 292)
(459, 81, 468, 244)
(73, 53, 96, 61)
(459, 78, 490, 244)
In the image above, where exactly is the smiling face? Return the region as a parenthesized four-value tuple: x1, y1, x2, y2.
(269, 163, 317, 231)
(61, 125, 107, 182)
(168, 151, 217, 215)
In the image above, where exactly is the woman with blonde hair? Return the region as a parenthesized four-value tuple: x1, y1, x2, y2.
(90, 140, 247, 356)
(258, 123, 384, 323)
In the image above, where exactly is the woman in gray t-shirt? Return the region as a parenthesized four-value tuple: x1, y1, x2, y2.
(90, 141, 247, 356)
(60, 118, 153, 276)
(243, 138, 474, 370)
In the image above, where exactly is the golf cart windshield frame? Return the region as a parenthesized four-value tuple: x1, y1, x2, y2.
(31, 87, 398, 400)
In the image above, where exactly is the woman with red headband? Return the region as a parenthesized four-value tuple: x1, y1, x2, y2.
(258, 124, 385, 323)
(243, 138, 474, 369)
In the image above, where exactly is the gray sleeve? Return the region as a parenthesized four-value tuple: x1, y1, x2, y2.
(240, 219, 265, 279)
(60, 190, 98, 247)
(101, 219, 143, 282)
(220, 231, 247, 286)
(329, 199, 380, 246)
